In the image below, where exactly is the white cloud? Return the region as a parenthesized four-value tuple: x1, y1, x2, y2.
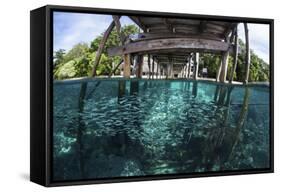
(238, 23, 270, 63)
(54, 12, 113, 51)
(53, 13, 137, 52)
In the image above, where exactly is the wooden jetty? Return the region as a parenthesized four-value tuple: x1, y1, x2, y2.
(92, 16, 251, 83)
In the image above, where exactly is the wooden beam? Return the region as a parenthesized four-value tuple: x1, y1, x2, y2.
(223, 23, 237, 42)
(134, 33, 187, 41)
(229, 24, 238, 43)
(129, 16, 147, 32)
(92, 20, 115, 77)
(123, 54, 131, 78)
(164, 18, 174, 33)
(112, 15, 125, 45)
(244, 23, 250, 83)
(108, 38, 233, 56)
(109, 59, 123, 77)
(229, 27, 239, 83)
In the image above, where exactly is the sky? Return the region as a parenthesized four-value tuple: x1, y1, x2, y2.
(238, 23, 270, 63)
(53, 12, 135, 52)
(53, 12, 270, 63)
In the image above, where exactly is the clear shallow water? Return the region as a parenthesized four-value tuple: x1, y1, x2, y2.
(53, 79, 270, 181)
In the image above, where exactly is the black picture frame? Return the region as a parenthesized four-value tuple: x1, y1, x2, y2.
(30, 4, 274, 187)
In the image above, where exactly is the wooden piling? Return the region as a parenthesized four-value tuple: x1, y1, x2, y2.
(244, 23, 251, 83)
(92, 20, 115, 77)
(123, 54, 131, 78)
(229, 27, 238, 83)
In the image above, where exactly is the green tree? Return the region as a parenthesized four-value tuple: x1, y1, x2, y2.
(53, 49, 65, 68)
(90, 24, 139, 52)
(62, 43, 89, 63)
(199, 53, 221, 78)
(53, 24, 139, 80)
(199, 38, 269, 82)
(53, 43, 92, 79)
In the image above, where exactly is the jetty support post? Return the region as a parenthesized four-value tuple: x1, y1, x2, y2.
(155, 57, 159, 79)
(193, 53, 199, 80)
(112, 15, 132, 78)
(123, 54, 131, 78)
(244, 23, 251, 83)
(148, 54, 151, 79)
(219, 51, 230, 82)
(152, 56, 155, 79)
(92, 19, 116, 77)
(187, 54, 192, 78)
(136, 55, 143, 78)
(229, 26, 239, 83)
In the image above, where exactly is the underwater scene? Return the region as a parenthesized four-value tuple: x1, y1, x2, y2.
(52, 79, 270, 181)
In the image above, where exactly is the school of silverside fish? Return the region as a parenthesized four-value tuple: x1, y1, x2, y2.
(52, 79, 270, 181)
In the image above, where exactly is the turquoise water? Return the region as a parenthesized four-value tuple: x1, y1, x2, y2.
(53, 79, 270, 181)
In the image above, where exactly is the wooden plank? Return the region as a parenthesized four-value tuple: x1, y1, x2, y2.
(155, 55, 189, 60)
(199, 21, 207, 33)
(146, 23, 197, 29)
(168, 18, 200, 25)
(135, 33, 223, 41)
(206, 23, 227, 31)
(92, 20, 115, 77)
(108, 37, 233, 56)
(244, 23, 250, 83)
(164, 18, 174, 33)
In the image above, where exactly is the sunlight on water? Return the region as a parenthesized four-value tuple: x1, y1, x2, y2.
(52, 79, 270, 181)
